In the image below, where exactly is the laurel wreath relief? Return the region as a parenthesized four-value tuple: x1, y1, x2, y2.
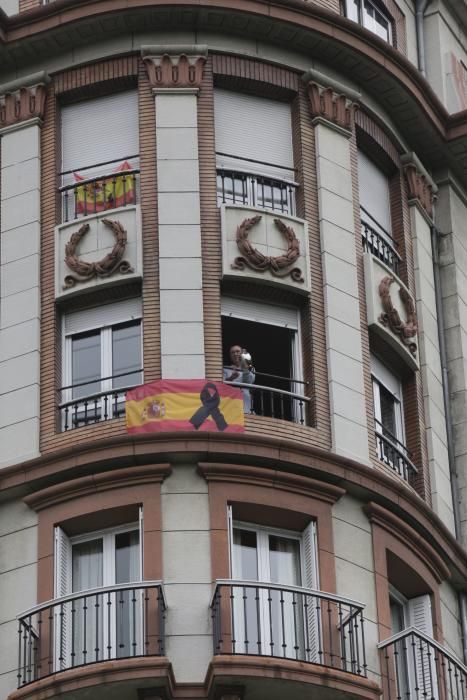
(378, 275, 418, 356)
(231, 215, 304, 282)
(63, 218, 134, 289)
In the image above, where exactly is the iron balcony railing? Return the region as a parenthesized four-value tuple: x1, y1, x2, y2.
(211, 580, 367, 676)
(361, 207, 401, 275)
(224, 378, 311, 425)
(216, 152, 298, 216)
(379, 627, 467, 700)
(375, 419, 418, 483)
(59, 155, 140, 222)
(59, 369, 143, 431)
(17, 581, 166, 687)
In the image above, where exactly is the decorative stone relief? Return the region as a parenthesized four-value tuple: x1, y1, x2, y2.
(63, 218, 134, 289)
(307, 82, 357, 130)
(403, 161, 436, 218)
(0, 71, 50, 128)
(221, 205, 310, 293)
(363, 252, 419, 370)
(142, 45, 207, 89)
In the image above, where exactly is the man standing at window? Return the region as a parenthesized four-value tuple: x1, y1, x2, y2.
(223, 345, 255, 413)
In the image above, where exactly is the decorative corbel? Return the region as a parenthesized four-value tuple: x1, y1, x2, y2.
(0, 71, 50, 129)
(141, 45, 208, 90)
(401, 152, 437, 219)
(302, 68, 360, 132)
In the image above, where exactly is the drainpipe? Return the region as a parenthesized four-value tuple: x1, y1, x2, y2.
(431, 223, 467, 663)
(415, 0, 428, 76)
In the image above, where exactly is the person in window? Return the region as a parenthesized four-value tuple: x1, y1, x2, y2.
(223, 345, 255, 414)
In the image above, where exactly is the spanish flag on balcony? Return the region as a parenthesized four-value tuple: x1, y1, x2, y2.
(125, 379, 245, 434)
(73, 160, 135, 215)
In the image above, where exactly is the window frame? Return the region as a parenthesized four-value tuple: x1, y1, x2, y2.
(344, 0, 393, 43)
(371, 354, 405, 448)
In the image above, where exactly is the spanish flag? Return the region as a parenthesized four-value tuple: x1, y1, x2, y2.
(126, 379, 245, 434)
(74, 161, 135, 215)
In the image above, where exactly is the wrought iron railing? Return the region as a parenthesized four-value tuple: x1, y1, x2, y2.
(375, 420, 418, 482)
(361, 208, 401, 275)
(211, 581, 367, 676)
(216, 153, 297, 216)
(59, 155, 140, 222)
(17, 581, 166, 687)
(224, 379, 311, 425)
(379, 627, 467, 700)
(59, 369, 142, 431)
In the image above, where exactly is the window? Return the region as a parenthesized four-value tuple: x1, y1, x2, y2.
(214, 89, 296, 215)
(61, 298, 143, 429)
(60, 90, 139, 221)
(221, 296, 309, 424)
(229, 516, 319, 661)
(345, 0, 392, 42)
(54, 518, 142, 669)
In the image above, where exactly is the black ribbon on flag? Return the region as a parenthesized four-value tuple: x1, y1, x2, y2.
(189, 382, 228, 431)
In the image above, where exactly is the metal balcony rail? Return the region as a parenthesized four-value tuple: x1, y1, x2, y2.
(59, 155, 140, 222)
(211, 580, 367, 677)
(361, 208, 401, 276)
(59, 369, 142, 431)
(17, 581, 166, 687)
(374, 419, 418, 482)
(224, 380, 311, 425)
(216, 153, 298, 216)
(378, 627, 467, 700)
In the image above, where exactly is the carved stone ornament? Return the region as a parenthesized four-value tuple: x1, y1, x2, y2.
(63, 218, 134, 289)
(378, 275, 418, 356)
(143, 53, 206, 88)
(232, 215, 304, 283)
(0, 82, 48, 128)
(403, 163, 435, 218)
(307, 82, 358, 130)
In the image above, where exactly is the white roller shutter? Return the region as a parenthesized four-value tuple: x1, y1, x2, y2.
(54, 526, 72, 671)
(64, 298, 142, 336)
(407, 595, 439, 700)
(302, 521, 321, 663)
(221, 296, 299, 329)
(358, 150, 391, 234)
(61, 91, 139, 180)
(214, 89, 294, 179)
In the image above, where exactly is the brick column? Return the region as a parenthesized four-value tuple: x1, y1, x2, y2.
(0, 71, 49, 469)
(143, 46, 207, 379)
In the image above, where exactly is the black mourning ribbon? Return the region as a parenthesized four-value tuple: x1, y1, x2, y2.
(189, 382, 228, 431)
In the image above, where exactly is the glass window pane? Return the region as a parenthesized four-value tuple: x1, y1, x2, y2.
(233, 529, 258, 580)
(115, 530, 141, 658)
(72, 538, 103, 592)
(112, 322, 141, 389)
(379, 384, 397, 438)
(72, 538, 104, 665)
(269, 535, 301, 586)
(115, 530, 140, 584)
(71, 332, 101, 398)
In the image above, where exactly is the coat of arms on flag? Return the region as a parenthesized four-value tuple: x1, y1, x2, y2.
(73, 160, 135, 215)
(125, 380, 245, 434)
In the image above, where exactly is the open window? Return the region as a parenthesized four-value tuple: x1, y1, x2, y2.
(60, 298, 143, 430)
(60, 90, 139, 222)
(214, 89, 296, 215)
(221, 296, 308, 423)
(344, 0, 392, 42)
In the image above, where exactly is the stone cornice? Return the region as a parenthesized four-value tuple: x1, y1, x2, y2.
(0, 70, 50, 128)
(305, 76, 359, 132)
(141, 44, 207, 89)
(401, 151, 437, 218)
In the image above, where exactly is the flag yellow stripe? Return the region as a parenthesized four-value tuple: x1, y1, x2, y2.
(126, 391, 243, 428)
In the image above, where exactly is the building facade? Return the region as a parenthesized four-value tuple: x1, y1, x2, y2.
(1, 1, 467, 699)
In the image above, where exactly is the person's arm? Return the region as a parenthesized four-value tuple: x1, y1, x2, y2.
(223, 366, 240, 382)
(242, 367, 255, 384)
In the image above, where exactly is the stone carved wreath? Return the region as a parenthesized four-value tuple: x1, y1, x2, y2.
(232, 215, 304, 282)
(378, 275, 418, 357)
(63, 218, 134, 289)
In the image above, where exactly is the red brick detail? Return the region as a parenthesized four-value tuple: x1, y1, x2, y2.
(355, 109, 400, 167)
(212, 54, 300, 93)
(0, 82, 48, 128)
(54, 56, 138, 96)
(143, 53, 206, 89)
(403, 163, 435, 219)
(307, 83, 357, 131)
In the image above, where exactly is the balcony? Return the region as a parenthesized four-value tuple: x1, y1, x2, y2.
(361, 208, 401, 276)
(379, 627, 467, 700)
(225, 376, 311, 426)
(375, 420, 418, 483)
(16, 581, 166, 688)
(59, 156, 140, 223)
(211, 580, 367, 676)
(216, 153, 298, 216)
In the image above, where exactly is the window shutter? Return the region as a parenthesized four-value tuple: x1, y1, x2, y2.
(302, 521, 321, 663)
(221, 296, 299, 329)
(407, 595, 439, 700)
(214, 89, 294, 179)
(61, 91, 139, 181)
(358, 150, 391, 235)
(54, 526, 72, 671)
(64, 298, 142, 336)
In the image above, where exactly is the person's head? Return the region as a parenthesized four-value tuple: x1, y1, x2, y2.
(229, 345, 242, 367)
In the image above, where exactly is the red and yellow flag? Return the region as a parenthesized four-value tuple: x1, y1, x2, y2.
(74, 161, 135, 215)
(126, 379, 245, 434)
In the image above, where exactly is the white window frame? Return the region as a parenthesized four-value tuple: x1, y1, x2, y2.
(61, 300, 143, 426)
(345, 0, 392, 43)
(371, 354, 405, 454)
